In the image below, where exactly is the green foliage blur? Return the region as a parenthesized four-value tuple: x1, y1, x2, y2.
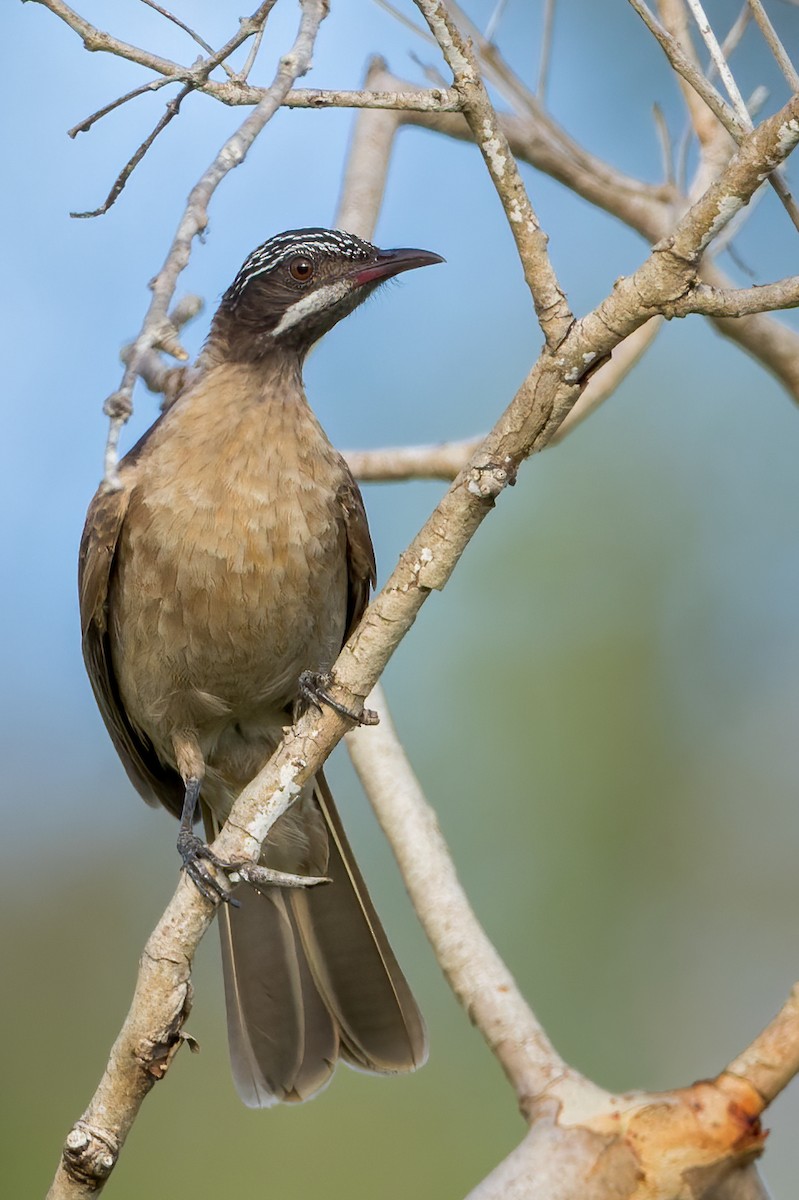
(3, 1, 799, 1197)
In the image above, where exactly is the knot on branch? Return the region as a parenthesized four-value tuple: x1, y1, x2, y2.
(466, 457, 518, 501)
(133, 983, 194, 1082)
(62, 1121, 119, 1187)
(103, 389, 133, 423)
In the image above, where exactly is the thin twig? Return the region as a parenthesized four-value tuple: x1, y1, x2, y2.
(68, 77, 174, 138)
(413, 0, 573, 349)
(372, 0, 433, 42)
(536, 0, 556, 100)
(727, 985, 799, 1105)
(71, 85, 191, 218)
(137, 0, 229, 71)
(747, 0, 799, 91)
(685, 0, 751, 119)
(234, 20, 267, 81)
(653, 102, 675, 185)
(483, 0, 509, 43)
(633, 0, 799, 231)
(712, 5, 752, 83)
(33, 0, 280, 123)
(630, 0, 747, 135)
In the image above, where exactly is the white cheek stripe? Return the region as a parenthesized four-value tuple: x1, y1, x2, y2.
(271, 279, 352, 337)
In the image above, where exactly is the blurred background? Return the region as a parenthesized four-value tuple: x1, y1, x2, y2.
(3, 1, 799, 1195)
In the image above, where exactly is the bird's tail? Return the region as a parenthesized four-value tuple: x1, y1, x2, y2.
(204, 770, 427, 1107)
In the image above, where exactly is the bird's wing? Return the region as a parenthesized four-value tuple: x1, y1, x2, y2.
(337, 470, 377, 641)
(79, 476, 183, 813)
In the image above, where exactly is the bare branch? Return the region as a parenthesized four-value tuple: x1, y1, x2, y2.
(657, 0, 736, 178)
(413, 0, 573, 349)
(286, 85, 461, 110)
(234, 18, 267, 82)
(702, 260, 799, 396)
(536, 0, 556, 99)
(33, 0, 278, 94)
(685, 0, 751, 118)
(345, 437, 479, 481)
(334, 57, 403, 237)
(667, 274, 799, 318)
(483, 0, 509, 44)
(632, 0, 799, 231)
(30, 0, 201, 82)
(67, 77, 174, 139)
(629, 1, 746, 134)
(714, 5, 752, 82)
(34, 0, 457, 115)
(71, 84, 191, 218)
(747, 0, 799, 91)
(380, 54, 799, 405)
(137, 0, 225, 66)
(727, 985, 799, 1105)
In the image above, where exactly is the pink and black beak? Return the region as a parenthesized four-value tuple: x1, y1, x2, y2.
(351, 247, 445, 287)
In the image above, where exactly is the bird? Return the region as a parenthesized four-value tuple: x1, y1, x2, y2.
(79, 227, 443, 1106)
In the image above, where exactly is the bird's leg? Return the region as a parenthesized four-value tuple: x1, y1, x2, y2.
(177, 779, 332, 901)
(297, 670, 379, 726)
(173, 731, 238, 904)
(176, 776, 239, 905)
(173, 732, 331, 901)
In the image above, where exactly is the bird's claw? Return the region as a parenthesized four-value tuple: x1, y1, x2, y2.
(177, 831, 240, 906)
(297, 670, 378, 726)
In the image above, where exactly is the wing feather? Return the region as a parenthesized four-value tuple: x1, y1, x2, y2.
(337, 470, 376, 641)
(78, 477, 183, 813)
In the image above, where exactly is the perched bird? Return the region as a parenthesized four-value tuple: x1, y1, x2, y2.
(79, 227, 443, 1106)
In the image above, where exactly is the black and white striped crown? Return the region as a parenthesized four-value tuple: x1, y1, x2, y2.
(225, 228, 375, 303)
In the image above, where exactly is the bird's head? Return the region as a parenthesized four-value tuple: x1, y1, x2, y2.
(212, 228, 443, 360)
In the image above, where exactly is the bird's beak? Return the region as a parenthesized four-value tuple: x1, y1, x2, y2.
(351, 247, 445, 287)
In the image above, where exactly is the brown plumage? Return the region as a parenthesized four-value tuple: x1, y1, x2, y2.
(79, 228, 442, 1105)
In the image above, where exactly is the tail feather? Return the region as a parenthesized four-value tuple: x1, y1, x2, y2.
(203, 772, 426, 1107)
(206, 807, 338, 1107)
(292, 773, 428, 1073)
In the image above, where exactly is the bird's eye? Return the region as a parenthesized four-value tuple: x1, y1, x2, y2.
(289, 257, 314, 282)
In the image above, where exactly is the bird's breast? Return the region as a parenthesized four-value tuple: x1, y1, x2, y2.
(110, 372, 351, 745)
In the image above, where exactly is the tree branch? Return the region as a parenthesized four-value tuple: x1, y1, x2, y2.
(413, 0, 573, 348)
(370, 57, 799, 408)
(667, 274, 799, 317)
(632, 0, 799, 231)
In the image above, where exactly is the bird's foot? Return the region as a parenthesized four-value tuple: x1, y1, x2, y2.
(177, 830, 240, 906)
(233, 863, 332, 896)
(297, 670, 379, 726)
